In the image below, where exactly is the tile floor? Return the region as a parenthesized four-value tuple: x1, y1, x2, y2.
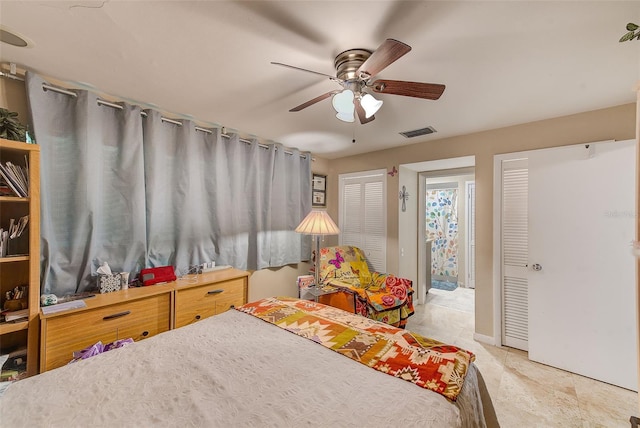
(405, 287, 639, 427)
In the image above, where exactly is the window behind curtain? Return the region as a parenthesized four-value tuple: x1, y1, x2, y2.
(27, 72, 311, 295)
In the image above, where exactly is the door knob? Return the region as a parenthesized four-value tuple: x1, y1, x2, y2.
(532, 263, 542, 271)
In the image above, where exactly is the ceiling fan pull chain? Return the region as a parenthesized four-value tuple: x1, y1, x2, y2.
(352, 122, 357, 144)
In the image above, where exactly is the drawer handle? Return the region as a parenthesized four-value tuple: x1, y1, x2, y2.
(141, 331, 149, 337)
(103, 310, 131, 320)
(195, 315, 201, 320)
(207, 289, 224, 295)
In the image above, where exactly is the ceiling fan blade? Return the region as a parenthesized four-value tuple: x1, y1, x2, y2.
(289, 90, 341, 112)
(355, 99, 375, 124)
(370, 79, 445, 100)
(271, 62, 339, 81)
(356, 39, 411, 79)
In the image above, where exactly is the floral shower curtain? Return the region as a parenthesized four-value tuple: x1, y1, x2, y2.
(426, 188, 458, 279)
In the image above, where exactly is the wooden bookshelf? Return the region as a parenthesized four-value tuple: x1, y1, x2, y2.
(0, 138, 40, 377)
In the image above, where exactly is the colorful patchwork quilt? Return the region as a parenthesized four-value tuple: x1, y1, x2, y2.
(237, 297, 475, 401)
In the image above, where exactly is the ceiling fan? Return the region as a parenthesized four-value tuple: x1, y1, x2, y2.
(271, 39, 445, 124)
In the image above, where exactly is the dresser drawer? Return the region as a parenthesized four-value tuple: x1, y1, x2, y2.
(41, 293, 171, 371)
(175, 278, 246, 328)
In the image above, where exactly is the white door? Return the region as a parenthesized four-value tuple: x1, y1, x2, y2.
(527, 140, 637, 391)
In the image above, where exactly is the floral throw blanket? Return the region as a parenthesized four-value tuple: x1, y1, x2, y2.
(237, 297, 475, 401)
(318, 246, 415, 328)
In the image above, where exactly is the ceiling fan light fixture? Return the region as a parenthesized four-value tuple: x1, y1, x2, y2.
(335, 111, 355, 122)
(332, 89, 355, 122)
(360, 93, 383, 118)
(274, 39, 445, 125)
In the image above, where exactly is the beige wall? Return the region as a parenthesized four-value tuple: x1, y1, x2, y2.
(326, 103, 636, 338)
(0, 76, 29, 124)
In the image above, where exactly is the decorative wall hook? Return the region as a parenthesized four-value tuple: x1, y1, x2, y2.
(399, 185, 409, 212)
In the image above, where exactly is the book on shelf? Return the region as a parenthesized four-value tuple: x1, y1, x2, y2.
(0, 215, 29, 257)
(0, 229, 6, 257)
(1, 308, 28, 322)
(0, 156, 29, 197)
(0, 182, 14, 197)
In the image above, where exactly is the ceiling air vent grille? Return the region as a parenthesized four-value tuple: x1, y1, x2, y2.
(400, 126, 436, 138)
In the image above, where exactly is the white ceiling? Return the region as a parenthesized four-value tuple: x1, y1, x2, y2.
(1, 1, 639, 159)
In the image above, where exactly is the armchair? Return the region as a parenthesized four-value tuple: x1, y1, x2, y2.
(318, 246, 414, 328)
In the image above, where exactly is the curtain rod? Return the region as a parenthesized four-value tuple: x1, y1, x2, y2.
(0, 70, 25, 82)
(97, 99, 302, 157)
(42, 84, 310, 160)
(1, 69, 312, 160)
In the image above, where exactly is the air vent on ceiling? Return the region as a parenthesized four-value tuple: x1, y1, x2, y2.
(399, 126, 437, 138)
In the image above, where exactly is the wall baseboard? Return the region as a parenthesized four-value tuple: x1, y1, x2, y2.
(473, 332, 497, 346)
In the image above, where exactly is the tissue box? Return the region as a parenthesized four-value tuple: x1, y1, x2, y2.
(98, 273, 122, 294)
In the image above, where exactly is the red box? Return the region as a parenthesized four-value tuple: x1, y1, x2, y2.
(139, 266, 176, 286)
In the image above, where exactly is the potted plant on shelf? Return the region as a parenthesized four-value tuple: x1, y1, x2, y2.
(620, 23, 640, 42)
(0, 108, 27, 142)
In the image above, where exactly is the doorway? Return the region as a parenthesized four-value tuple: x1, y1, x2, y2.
(416, 168, 476, 316)
(398, 156, 476, 307)
(421, 169, 475, 296)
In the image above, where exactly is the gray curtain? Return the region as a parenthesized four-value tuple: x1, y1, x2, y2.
(27, 73, 312, 296)
(208, 135, 311, 270)
(27, 73, 147, 295)
(142, 110, 218, 273)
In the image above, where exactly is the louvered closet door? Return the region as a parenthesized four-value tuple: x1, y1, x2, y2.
(501, 159, 529, 351)
(339, 170, 387, 272)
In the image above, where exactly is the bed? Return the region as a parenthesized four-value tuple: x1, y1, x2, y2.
(0, 297, 499, 427)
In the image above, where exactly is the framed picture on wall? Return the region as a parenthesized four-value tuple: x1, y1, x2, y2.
(313, 191, 326, 207)
(312, 174, 326, 207)
(313, 174, 326, 191)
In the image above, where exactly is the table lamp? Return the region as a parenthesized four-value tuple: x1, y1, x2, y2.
(295, 209, 340, 287)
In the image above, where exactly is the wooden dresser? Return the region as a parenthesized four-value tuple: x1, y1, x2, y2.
(40, 268, 249, 372)
(174, 270, 247, 328)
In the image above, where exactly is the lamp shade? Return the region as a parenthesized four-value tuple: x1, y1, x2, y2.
(360, 93, 383, 118)
(332, 89, 355, 122)
(295, 210, 340, 235)
(335, 111, 355, 122)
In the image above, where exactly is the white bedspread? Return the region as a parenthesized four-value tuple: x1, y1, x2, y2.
(0, 309, 490, 427)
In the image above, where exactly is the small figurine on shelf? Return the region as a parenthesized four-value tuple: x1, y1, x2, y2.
(25, 125, 35, 144)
